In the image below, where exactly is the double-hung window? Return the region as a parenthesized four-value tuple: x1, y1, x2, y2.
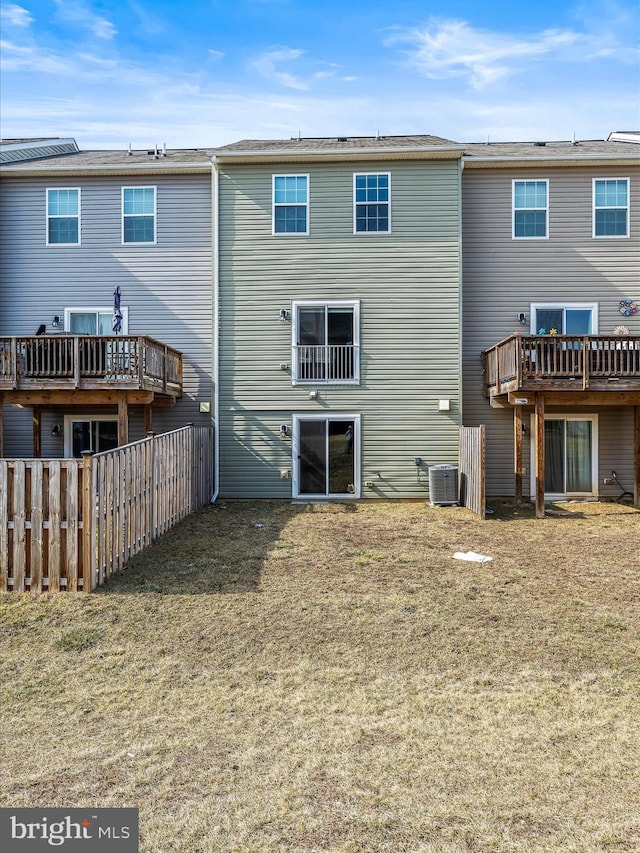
(292, 301, 360, 384)
(354, 173, 390, 233)
(47, 188, 80, 245)
(513, 180, 548, 238)
(273, 175, 308, 234)
(122, 186, 156, 243)
(593, 179, 629, 237)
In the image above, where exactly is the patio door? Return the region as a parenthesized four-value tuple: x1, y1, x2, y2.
(293, 415, 360, 498)
(64, 416, 119, 458)
(530, 415, 598, 498)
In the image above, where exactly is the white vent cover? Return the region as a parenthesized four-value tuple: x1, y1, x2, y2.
(428, 464, 458, 505)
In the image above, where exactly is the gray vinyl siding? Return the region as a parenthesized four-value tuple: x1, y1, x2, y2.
(0, 174, 213, 456)
(218, 159, 462, 498)
(462, 164, 640, 497)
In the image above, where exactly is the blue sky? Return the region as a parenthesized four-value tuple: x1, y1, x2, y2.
(1, 0, 639, 148)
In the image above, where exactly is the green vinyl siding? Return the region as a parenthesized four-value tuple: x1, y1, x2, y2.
(217, 157, 463, 498)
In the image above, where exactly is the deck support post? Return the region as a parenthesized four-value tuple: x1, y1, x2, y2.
(144, 404, 153, 436)
(514, 405, 523, 505)
(0, 394, 3, 457)
(117, 394, 128, 447)
(32, 405, 42, 458)
(535, 392, 545, 518)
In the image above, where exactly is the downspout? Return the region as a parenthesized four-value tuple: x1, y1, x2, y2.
(210, 157, 220, 502)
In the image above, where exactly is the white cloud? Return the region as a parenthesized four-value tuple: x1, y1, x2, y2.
(387, 18, 601, 89)
(53, 0, 117, 40)
(250, 48, 309, 90)
(1, 4, 33, 27)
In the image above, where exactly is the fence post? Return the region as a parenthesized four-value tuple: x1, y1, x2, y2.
(82, 450, 95, 592)
(146, 432, 157, 542)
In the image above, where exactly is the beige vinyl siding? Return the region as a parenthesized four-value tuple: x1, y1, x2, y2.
(0, 174, 213, 453)
(462, 164, 640, 497)
(218, 159, 462, 498)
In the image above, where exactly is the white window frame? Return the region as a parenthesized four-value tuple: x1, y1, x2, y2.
(64, 307, 129, 335)
(291, 299, 360, 385)
(292, 413, 361, 499)
(592, 178, 630, 238)
(529, 413, 599, 500)
(63, 414, 118, 458)
(272, 174, 309, 236)
(46, 187, 81, 246)
(122, 185, 157, 244)
(512, 179, 549, 240)
(529, 303, 598, 335)
(353, 172, 391, 234)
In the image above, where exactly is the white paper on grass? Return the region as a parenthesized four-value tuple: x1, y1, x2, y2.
(453, 551, 493, 564)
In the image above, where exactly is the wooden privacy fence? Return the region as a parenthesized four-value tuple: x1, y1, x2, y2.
(459, 425, 486, 518)
(0, 425, 214, 593)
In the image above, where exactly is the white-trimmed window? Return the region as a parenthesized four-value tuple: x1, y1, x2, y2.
(292, 300, 360, 384)
(47, 188, 80, 245)
(513, 180, 548, 238)
(273, 175, 308, 234)
(122, 186, 156, 243)
(64, 307, 129, 335)
(593, 178, 629, 237)
(530, 303, 597, 336)
(354, 173, 390, 233)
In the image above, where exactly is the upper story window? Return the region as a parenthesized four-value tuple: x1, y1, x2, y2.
(513, 180, 548, 238)
(354, 173, 390, 233)
(292, 300, 360, 384)
(530, 303, 597, 336)
(64, 307, 129, 335)
(273, 175, 308, 234)
(47, 188, 80, 245)
(593, 179, 629, 237)
(122, 186, 156, 243)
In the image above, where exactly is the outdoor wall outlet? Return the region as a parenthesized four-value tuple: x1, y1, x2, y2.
(604, 477, 613, 485)
(280, 469, 291, 480)
(438, 399, 451, 411)
(364, 480, 374, 489)
(199, 401, 211, 413)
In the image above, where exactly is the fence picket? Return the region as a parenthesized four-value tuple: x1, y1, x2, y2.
(30, 461, 43, 594)
(0, 460, 8, 591)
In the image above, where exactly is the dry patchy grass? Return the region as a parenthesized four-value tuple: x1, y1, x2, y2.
(1, 500, 639, 852)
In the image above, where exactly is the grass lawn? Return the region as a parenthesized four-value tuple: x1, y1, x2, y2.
(1, 499, 639, 852)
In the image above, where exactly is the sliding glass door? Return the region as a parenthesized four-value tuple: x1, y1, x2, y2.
(293, 415, 360, 498)
(531, 415, 597, 498)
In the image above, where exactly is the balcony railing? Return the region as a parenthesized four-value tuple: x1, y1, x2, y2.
(294, 344, 359, 384)
(483, 334, 640, 396)
(0, 335, 183, 396)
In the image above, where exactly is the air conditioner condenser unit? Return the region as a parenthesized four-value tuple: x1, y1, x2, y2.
(428, 464, 459, 506)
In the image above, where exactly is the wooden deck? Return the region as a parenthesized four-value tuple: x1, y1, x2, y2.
(483, 334, 640, 398)
(0, 335, 182, 397)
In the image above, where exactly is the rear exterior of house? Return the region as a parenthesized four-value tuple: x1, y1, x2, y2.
(0, 141, 214, 458)
(213, 136, 464, 499)
(461, 137, 640, 509)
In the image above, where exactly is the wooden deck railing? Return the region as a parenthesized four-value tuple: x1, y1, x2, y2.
(0, 335, 182, 395)
(483, 334, 640, 396)
(0, 425, 214, 592)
